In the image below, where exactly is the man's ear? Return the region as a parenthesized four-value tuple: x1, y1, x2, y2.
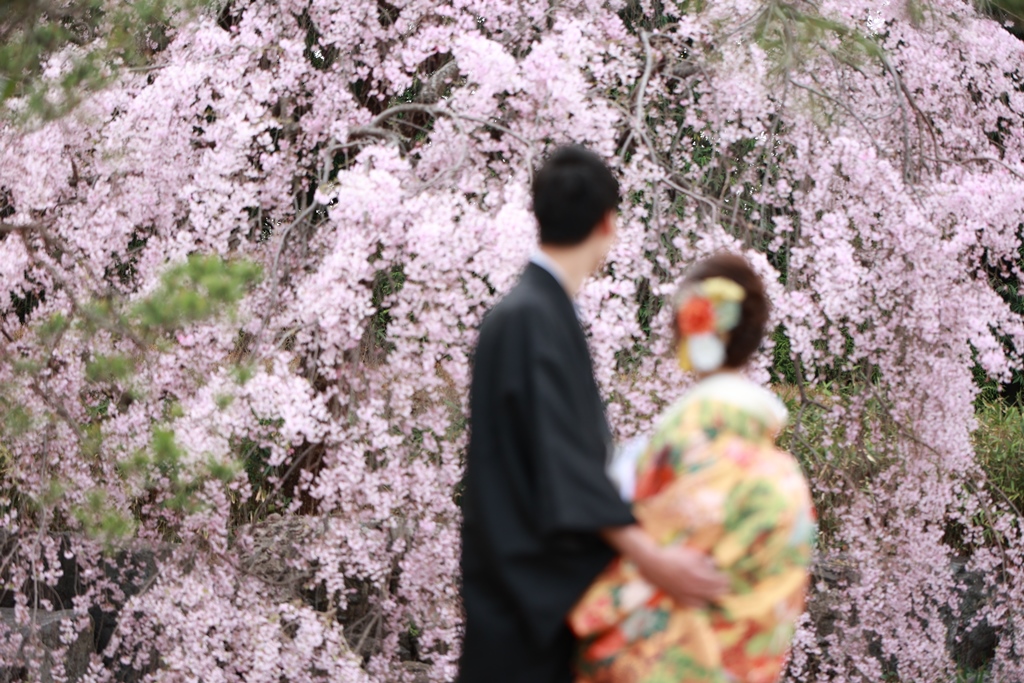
(596, 209, 616, 236)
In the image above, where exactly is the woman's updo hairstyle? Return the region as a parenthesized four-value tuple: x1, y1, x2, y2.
(675, 253, 770, 369)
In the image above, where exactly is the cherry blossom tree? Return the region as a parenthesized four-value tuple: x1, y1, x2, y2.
(0, 0, 217, 121)
(1, 0, 1024, 681)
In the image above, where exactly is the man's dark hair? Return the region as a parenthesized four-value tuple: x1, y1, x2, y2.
(678, 252, 771, 369)
(531, 145, 621, 246)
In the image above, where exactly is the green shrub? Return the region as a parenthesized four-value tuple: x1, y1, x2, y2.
(973, 400, 1024, 514)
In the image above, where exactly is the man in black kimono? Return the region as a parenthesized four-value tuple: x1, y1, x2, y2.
(459, 146, 727, 683)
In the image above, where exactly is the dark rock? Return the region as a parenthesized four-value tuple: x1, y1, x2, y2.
(811, 554, 860, 587)
(0, 609, 93, 683)
(949, 558, 999, 671)
(802, 555, 1003, 676)
(401, 662, 431, 683)
(234, 515, 319, 594)
(91, 545, 164, 655)
(0, 533, 84, 611)
(0, 532, 169, 682)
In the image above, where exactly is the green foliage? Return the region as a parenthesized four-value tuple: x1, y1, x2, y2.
(0, 442, 14, 519)
(9, 288, 43, 323)
(0, 254, 261, 544)
(229, 437, 288, 525)
(81, 423, 104, 457)
(118, 427, 243, 518)
(769, 326, 798, 385)
(618, 0, 700, 33)
(74, 489, 137, 547)
(133, 254, 262, 332)
(776, 384, 891, 544)
(978, 0, 1024, 39)
(753, 2, 885, 71)
(973, 400, 1024, 514)
(37, 312, 69, 346)
(151, 426, 184, 477)
(974, 248, 1024, 404)
(231, 362, 255, 385)
(3, 403, 33, 437)
(776, 379, 1024, 547)
(368, 263, 406, 351)
(297, 9, 338, 72)
(956, 669, 990, 683)
(207, 453, 243, 483)
(0, 0, 217, 121)
(85, 353, 135, 383)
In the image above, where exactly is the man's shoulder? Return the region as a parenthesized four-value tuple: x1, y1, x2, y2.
(482, 275, 555, 330)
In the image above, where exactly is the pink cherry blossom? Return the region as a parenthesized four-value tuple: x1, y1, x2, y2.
(2, 1, 1024, 681)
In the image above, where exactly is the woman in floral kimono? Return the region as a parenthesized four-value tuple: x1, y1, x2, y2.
(570, 253, 816, 683)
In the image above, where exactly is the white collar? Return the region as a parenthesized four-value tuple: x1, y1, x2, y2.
(683, 374, 789, 429)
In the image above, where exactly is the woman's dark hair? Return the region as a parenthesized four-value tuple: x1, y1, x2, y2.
(676, 252, 770, 369)
(531, 145, 621, 246)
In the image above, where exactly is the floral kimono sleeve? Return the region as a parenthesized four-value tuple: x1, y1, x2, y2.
(711, 454, 816, 623)
(567, 556, 657, 638)
(567, 466, 669, 636)
(568, 401, 723, 637)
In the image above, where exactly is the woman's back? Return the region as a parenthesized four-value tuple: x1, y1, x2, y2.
(570, 374, 816, 683)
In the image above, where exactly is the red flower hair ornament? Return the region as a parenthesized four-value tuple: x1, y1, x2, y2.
(674, 277, 746, 373)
